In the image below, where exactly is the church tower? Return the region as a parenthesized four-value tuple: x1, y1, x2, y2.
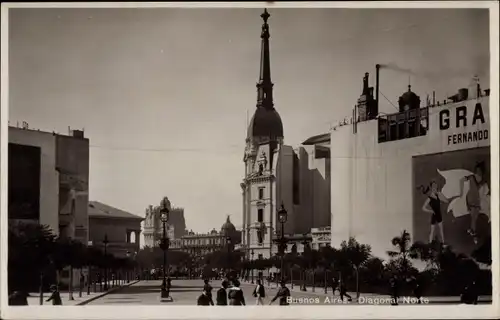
(241, 9, 284, 260)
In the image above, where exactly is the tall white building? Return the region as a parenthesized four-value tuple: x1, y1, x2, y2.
(241, 10, 332, 260)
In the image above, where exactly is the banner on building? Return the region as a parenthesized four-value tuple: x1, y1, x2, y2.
(412, 147, 491, 256)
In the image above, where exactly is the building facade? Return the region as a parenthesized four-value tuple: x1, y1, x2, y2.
(8, 126, 89, 243)
(170, 216, 242, 256)
(143, 204, 185, 247)
(311, 226, 331, 251)
(241, 10, 332, 260)
(330, 71, 491, 259)
(88, 201, 143, 258)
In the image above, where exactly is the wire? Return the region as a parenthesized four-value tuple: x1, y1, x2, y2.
(89, 144, 242, 153)
(379, 90, 399, 110)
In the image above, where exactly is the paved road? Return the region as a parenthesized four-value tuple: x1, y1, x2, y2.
(88, 279, 355, 306)
(87, 279, 490, 306)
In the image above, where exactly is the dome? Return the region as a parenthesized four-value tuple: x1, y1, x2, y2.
(398, 85, 421, 111)
(247, 107, 284, 140)
(221, 215, 236, 235)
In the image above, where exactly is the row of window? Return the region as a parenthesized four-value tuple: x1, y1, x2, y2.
(378, 107, 429, 143)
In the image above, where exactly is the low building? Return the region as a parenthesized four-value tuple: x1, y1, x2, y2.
(88, 201, 143, 258)
(170, 217, 242, 257)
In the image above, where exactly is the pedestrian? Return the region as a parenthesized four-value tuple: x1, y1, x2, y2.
(216, 279, 229, 305)
(390, 277, 399, 306)
(203, 279, 214, 305)
(46, 285, 62, 305)
(269, 280, 291, 305)
(9, 290, 28, 306)
(197, 288, 212, 306)
(166, 277, 172, 296)
(253, 279, 266, 305)
(331, 277, 339, 295)
(227, 279, 246, 305)
(339, 281, 353, 302)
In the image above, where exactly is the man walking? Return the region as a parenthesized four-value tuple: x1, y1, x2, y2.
(331, 277, 339, 295)
(227, 279, 246, 305)
(46, 285, 62, 305)
(197, 288, 212, 306)
(253, 279, 266, 305)
(216, 280, 229, 305)
(203, 279, 214, 305)
(269, 280, 291, 305)
(339, 281, 352, 302)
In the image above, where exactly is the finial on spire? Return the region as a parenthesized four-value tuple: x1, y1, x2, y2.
(261, 8, 270, 23)
(226, 215, 231, 223)
(408, 84, 412, 92)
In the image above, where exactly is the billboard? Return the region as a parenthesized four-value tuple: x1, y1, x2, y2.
(412, 147, 490, 256)
(8, 143, 42, 221)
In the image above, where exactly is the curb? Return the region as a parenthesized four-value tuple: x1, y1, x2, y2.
(76, 280, 140, 306)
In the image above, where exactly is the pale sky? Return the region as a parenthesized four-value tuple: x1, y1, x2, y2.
(8, 8, 490, 235)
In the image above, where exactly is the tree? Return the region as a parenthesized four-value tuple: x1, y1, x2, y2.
(386, 230, 418, 280)
(341, 237, 371, 298)
(8, 222, 56, 294)
(359, 257, 385, 288)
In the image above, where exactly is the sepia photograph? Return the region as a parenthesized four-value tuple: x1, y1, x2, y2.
(0, 2, 498, 320)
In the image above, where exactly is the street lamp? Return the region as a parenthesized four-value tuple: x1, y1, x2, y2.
(277, 203, 288, 282)
(159, 197, 171, 300)
(126, 251, 131, 283)
(226, 236, 232, 278)
(300, 235, 310, 292)
(103, 234, 109, 291)
(251, 249, 255, 284)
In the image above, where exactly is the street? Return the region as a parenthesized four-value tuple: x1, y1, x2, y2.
(86, 279, 491, 306)
(87, 279, 351, 306)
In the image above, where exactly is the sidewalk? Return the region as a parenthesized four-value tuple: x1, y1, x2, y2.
(27, 280, 140, 306)
(240, 280, 492, 304)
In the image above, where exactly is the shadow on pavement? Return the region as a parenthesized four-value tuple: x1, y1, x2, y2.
(171, 289, 202, 293)
(106, 282, 203, 295)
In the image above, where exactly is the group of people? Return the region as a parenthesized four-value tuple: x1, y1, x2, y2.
(197, 278, 292, 306)
(9, 285, 63, 306)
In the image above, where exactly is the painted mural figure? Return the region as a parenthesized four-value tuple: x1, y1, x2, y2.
(459, 161, 490, 244)
(419, 181, 449, 243)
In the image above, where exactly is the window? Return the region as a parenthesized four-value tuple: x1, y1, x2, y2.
(258, 187, 264, 199)
(258, 254, 263, 260)
(257, 209, 263, 222)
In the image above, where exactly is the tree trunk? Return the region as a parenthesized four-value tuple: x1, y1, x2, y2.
(39, 271, 44, 305)
(69, 266, 74, 300)
(355, 267, 360, 299)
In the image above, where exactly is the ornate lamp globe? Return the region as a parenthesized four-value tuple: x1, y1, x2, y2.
(277, 203, 288, 224)
(161, 212, 169, 223)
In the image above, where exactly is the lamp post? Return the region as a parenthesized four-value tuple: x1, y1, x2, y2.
(251, 249, 255, 284)
(277, 203, 288, 282)
(300, 235, 310, 292)
(103, 234, 109, 291)
(226, 236, 232, 278)
(126, 251, 131, 282)
(160, 197, 170, 299)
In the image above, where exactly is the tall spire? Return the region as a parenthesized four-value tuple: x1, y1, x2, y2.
(256, 9, 274, 110)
